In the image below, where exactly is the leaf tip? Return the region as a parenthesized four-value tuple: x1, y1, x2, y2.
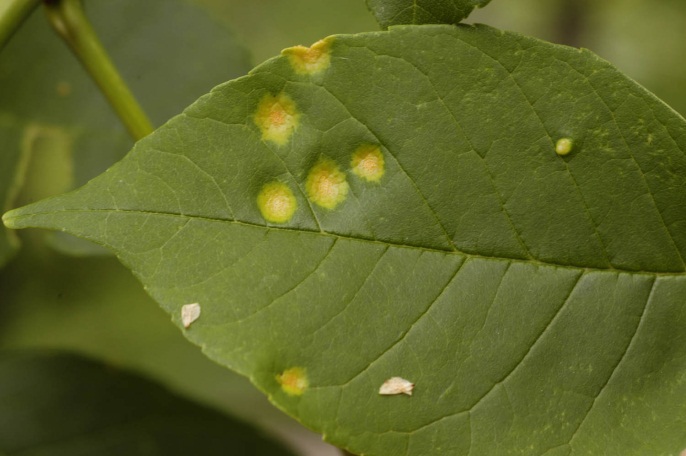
(2, 209, 23, 230)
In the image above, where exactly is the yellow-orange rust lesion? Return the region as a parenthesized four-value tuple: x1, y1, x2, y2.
(253, 92, 300, 145)
(306, 156, 349, 210)
(257, 182, 297, 223)
(282, 38, 333, 75)
(351, 144, 385, 182)
(276, 367, 309, 396)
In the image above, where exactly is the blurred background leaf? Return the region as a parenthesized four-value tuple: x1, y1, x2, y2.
(0, 0, 251, 255)
(0, 351, 295, 455)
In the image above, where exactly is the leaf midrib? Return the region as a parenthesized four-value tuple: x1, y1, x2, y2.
(6, 207, 684, 276)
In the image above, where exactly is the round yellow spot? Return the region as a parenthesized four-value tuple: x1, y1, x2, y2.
(253, 92, 300, 145)
(282, 38, 332, 75)
(306, 157, 349, 210)
(555, 138, 574, 156)
(257, 182, 297, 223)
(276, 367, 308, 396)
(351, 144, 385, 182)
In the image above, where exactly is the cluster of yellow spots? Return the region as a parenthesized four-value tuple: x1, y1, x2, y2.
(253, 92, 300, 146)
(255, 144, 386, 224)
(257, 182, 298, 224)
(252, 43, 387, 224)
(282, 38, 333, 75)
(276, 367, 309, 396)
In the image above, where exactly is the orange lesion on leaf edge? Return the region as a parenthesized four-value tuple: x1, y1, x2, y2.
(282, 38, 333, 75)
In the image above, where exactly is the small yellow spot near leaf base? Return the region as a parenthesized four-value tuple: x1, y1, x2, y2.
(276, 367, 308, 396)
(555, 137, 574, 156)
(351, 144, 385, 182)
(282, 38, 333, 75)
(257, 181, 297, 223)
(181, 303, 201, 328)
(253, 92, 300, 145)
(306, 157, 349, 210)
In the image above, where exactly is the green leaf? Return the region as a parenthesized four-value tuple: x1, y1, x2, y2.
(366, 0, 492, 28)
(0, 351, 295, 455)
(0, 0, 250, 254)
(4, 24, 686, 455)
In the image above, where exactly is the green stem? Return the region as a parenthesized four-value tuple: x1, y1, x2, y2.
(43, 0, 153, 141)
(0, 0, 41, 51)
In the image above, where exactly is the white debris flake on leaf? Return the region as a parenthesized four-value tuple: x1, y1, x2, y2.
(379, 377, 414, 396)
(181, 303, 201, 328)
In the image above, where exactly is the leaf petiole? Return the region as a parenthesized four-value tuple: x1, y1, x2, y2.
(43, 0, 153, 141)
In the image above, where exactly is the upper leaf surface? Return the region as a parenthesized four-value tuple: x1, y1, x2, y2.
(366, 0, 492, 28)
(0, 351, 294, 455)
(4, 25, 686, 455)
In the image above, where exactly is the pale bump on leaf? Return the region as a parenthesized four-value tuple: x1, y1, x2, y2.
(555, 137, 574, 156)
